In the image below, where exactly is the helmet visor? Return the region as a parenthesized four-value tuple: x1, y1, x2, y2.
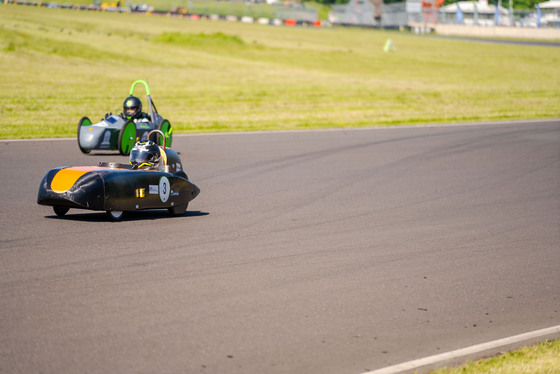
(130, 149, 157, 166)
(125, 107, 138, 116)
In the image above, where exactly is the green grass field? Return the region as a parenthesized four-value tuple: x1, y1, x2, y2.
(430, 339, 560, 374)
(1, 4, 559, 139)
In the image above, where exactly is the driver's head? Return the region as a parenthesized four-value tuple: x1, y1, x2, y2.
(129, 141, 161, 169)
(123, 95, 142, 119)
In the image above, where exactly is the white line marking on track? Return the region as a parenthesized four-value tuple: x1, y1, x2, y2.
(2, 119, 559, 142)
(363, 325, 560, 374)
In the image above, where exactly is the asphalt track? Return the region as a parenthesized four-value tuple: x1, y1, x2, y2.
(1, 120, 559, 374)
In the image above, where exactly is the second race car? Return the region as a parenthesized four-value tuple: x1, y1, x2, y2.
(77, 80, 172, 155)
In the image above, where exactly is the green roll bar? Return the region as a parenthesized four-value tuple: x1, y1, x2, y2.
(129, 80, 156, 122)
(130, 80, 150, 96)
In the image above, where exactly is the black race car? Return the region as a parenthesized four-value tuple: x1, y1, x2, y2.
(38, 131, 199, 221)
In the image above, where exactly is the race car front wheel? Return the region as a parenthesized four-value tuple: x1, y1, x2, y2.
(107, 210, 124, 221)
(118, 120, 137, 156)
(53, 206, 69, 217)
(169, 203, 188, 216)
(77, 117, 92, 154)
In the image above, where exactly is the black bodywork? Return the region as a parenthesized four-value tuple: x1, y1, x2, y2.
(37, 148, 200, 220)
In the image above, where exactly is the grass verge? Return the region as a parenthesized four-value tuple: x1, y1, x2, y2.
(430, 339, 560, 374)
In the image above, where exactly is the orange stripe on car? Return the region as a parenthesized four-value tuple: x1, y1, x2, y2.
(51, 167, 111, 193)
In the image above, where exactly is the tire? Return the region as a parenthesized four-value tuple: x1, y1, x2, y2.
(169, 203, 188, 216)
(77, 117, 92, 154)
(107, 210, 124, 221)
(118, 120, 137, 155)
(157, 119, 172, 148)
(53, 206, 69, 217)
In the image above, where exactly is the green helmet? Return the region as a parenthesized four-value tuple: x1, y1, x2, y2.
(123, 95, 142, 119)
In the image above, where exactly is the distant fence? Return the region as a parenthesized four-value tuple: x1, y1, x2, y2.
(328, 0, 559, 29)
(5, 0, 559, 33)
(329, 1, 427, 28)
(437, 8, 552, 28)
(130, 0, 317, 21)
(2, 0, 317, 21)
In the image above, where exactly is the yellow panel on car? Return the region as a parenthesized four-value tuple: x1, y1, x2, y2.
(50, 167, 100, 193)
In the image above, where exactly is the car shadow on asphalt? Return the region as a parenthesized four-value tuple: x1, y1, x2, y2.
(45, 210, 209, 222)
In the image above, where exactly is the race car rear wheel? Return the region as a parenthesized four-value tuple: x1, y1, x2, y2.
(169, 203, 188, 216)
(157, 119, 172, 148)
(77, 117, 92, 154)
(107, 210, 124, 221)
(118, 120, 137, 156)
(53, 206, 69, 217)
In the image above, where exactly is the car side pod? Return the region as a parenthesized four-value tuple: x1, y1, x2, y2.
(37, 167, 106, 211)
(77, 115, 137, 155)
